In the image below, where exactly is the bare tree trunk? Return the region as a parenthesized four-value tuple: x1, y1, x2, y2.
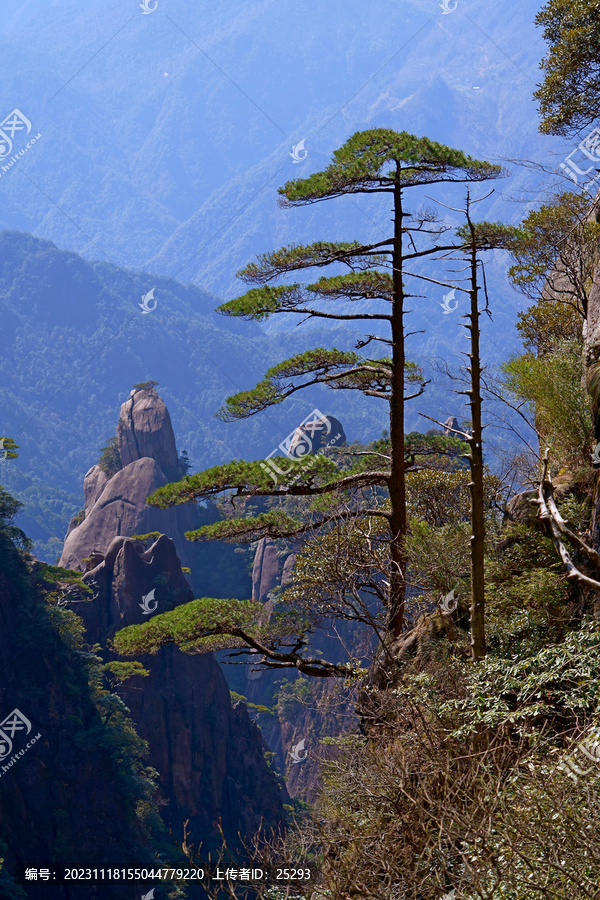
(465, 203, 486, 661)
(388, 171, 407, 639)
(584, 258, 600, 550)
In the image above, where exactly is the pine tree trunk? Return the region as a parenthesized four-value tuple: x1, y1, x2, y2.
(388, 172, 407, 639)
(467, 238, 486, 661)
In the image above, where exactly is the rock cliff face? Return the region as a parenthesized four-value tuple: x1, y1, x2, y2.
(58, 386, 286, 853)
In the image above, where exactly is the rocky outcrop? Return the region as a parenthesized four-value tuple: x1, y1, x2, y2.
(83, 464, 109, 510)
(443, 415, 460, 435)
(60, 457, 195, 571)
(503, 490, 543, 531)
(252, 537, 280, 600)
(281, 552, 296, 585)
(79, 533, 192, 636)
(251, 540, 296, 600)
(117, 386, 182, 482)
(241, 539, 363, 802)
(59, 386, 197, 573)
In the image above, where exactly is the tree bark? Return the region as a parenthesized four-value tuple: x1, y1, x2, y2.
(466, 213, 486, 661)
(387, 169, 407, 638)
(584, 258, 600, 550)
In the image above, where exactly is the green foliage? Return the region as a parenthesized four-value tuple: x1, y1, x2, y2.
(98, 434, 122, 477)
(103, 660, 150, 685)
(186, 510, 307, 543)
(405, 520, 471, 602)
(215, 350, 427, 421)
(502, 339, 592, 469)
(147, 456, 339, 509)
(279, 128, 505, 203)
(229, 690, 274, 717)
(132, 380, 159, 391)
(0, 528, 165, 866)
(131, 531, 163, 544)
(218, 284, 304, 320)
(455, 220, 521, 250)
(277, 677, 314, 718)
(217, 349, 368, 420)
(112, 597, 261, 655)
(71, 508, 85, 527)
(178, 449, 192, 475)
(308, 270, 393, 300)
(218, 272, 396, 320)
(485, 524, 572, 655)
(442, 619, 600, 740)
(0, 485, 32, 551)
(507, 192, 600, 312)
(535, 0, 600, 135)
(0, 436, 19, 462)
(237, 241, 372, 283)
(517, 297, 582, 354)
(406, 469, 472, 526)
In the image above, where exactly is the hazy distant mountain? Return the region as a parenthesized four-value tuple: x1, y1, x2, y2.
(0, 1, 569, 313)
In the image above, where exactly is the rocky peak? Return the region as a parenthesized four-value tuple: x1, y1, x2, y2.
(443, 415, 460, 435)
(117, 384, 181, 482)
(60, 387, 198, 574)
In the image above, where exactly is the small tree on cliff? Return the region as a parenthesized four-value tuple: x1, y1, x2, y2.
(113, 129, 504, 676)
